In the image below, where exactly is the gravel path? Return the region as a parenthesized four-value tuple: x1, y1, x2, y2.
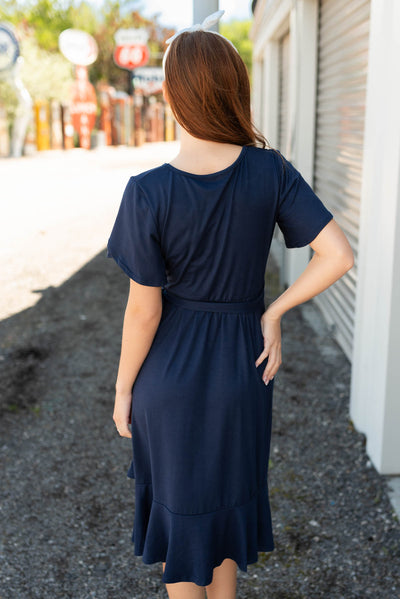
(1, 235, 399, 597)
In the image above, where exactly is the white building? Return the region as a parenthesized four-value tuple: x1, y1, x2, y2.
(250, 0, 400, 474)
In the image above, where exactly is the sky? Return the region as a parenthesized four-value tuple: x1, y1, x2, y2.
(89, 1, 253, 29)
(138, 1, 253, 29)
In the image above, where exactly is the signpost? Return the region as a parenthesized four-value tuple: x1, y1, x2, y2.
(132, 67, 164, 96)
(0, 22, 20, 72)
(69, 65, 97, 149)
(113, 28, 150, 146)
(58, 29, 98, 149)
(0, 21, 32, 157)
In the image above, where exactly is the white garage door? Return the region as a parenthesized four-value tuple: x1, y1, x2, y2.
(313, 0, 370, 360)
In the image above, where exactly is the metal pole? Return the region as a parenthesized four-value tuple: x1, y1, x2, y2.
(193, 0, 220, 29)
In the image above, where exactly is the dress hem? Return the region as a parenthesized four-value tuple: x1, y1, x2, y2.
(138, 547, 275, 587)
(131, 479, 274, 586)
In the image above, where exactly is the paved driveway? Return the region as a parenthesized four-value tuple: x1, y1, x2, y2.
(0, 142, 179, 320)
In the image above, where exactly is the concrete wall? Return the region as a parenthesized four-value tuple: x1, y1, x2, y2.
(350, 0, 400, 474)
(252, 0, 318, 286)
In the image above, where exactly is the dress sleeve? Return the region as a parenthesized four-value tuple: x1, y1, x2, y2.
(274, 150, 334, 248)
(106, 177, 167, 286)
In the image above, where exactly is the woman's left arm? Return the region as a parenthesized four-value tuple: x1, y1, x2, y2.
(113, 279, 163, 438)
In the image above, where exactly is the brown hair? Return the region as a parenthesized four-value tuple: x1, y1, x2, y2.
(164, 31, 270, 148)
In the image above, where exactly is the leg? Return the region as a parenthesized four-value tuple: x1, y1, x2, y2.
(205, 558, 237, 599)
(162, 562, 206, 599)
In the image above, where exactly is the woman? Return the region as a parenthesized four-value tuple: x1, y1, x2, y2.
(107, 10, 354, 599)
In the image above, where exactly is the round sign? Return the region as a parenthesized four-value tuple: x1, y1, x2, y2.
(114, 44, 149, 70)
(0, 22, 20, 72)
(59, 29, 98, 66)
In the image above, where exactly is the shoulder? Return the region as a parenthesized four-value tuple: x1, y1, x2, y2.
(133, 164, 170, 190)
(245, 145, 285, 180)
(246, 145, 283, 165)
(129, 164, 170, 208)
(122, 165, 170, 221)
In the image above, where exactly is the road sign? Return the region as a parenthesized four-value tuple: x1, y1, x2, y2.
(133, 67, 164, 95)
(0, 22, 20, 72)
(59, 29, 98, 66)
(114, 28, 149, 46)
(114, 44, 149, 70)
(70, 65, 97, 149)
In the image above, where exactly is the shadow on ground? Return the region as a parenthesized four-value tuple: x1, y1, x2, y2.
(0, 251, 399, 598)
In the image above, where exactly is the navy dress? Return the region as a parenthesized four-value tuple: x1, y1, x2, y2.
(107, 145, 333, 586)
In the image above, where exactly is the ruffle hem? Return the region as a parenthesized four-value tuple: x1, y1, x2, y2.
(127, 461, 274, 586)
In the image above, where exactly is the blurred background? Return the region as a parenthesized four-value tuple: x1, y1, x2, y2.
(0, 0, 253, 318)
(1, 1, 399, 597)
(0, 0, 252, 157)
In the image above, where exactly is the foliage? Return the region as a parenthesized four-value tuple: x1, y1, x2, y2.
(90, 8, 174, 91)
(18, 31, 74, 100)
(220, 19, 253, 81)
(0, 0, 74, 51)
(0, 0, 24, 24)
(0, 1, 253, 110)
(0, 0, 175, 94)
(0, 27, 74, 123)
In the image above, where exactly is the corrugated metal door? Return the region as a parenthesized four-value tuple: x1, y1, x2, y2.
(313, 0, 370, 360)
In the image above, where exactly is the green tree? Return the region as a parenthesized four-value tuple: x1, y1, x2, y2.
(0, 0, 175, 96)
(220, 20, 253, 81)
(0, 0, 75, 51)
(25, 0, 73, 51)
(0, 28, 74, 124)
(0, 0, 25, 23)
(90, 7, 174, 91)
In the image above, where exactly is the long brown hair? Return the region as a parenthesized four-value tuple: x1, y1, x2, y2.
(164, 31, 269, 148)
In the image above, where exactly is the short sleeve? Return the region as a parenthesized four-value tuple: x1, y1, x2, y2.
(106, 177, 167, 286)
(274, 151, 334, 248)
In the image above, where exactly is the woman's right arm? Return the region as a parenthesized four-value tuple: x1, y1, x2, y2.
(255, 218, 354, 384)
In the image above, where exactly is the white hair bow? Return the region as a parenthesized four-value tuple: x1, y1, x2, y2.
(162, 10, 238, 73)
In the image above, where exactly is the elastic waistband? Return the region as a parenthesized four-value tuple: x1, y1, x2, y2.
(162, 289, 265, 314)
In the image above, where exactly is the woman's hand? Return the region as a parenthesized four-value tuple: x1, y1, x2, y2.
(113, 391, 133, 438)
(255, 309, 282, 385)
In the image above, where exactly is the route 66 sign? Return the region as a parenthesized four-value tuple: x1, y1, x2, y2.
(113, 28, 149, 71)
(0, 22, 20, 73)
(114, 44, 149, 70)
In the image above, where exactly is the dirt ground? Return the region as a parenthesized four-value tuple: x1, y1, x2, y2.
(1, 245, 399, 598)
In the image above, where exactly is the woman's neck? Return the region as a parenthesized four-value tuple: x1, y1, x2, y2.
(178, 126, 239, 154)
(168, 126, 243, 173)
